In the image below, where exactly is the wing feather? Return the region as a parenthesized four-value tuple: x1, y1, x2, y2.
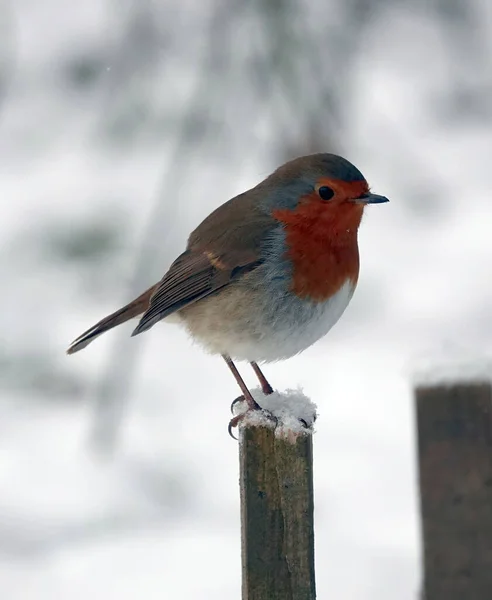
(132, 194, 276, 336)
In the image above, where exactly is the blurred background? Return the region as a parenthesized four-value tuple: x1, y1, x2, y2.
(0, 0, 491, 598)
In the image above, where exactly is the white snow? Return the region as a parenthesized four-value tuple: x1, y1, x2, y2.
(232, 388, 317, 439)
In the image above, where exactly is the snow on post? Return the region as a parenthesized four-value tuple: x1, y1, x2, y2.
(414, 361, 492, 600)
(235, 388, 317, 600)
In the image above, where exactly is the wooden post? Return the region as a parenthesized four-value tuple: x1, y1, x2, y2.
(239, 424, 316, 600)
(416, 380, 492, 599)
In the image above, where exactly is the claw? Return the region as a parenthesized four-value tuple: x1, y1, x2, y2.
(230, 395, 246, 415)
(228, 413, 242, 439)
(227, 406, 278, 440)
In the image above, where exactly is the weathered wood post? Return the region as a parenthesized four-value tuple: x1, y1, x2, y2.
(416, 377, 492, 599)
(237, 391, 317, 600)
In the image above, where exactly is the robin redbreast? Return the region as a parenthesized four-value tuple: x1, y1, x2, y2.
(67, 153, 388, 428)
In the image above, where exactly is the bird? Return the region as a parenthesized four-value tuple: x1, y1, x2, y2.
(67, 153, 389, 429)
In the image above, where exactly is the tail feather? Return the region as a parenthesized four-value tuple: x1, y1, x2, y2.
(67, 285, 156, 355)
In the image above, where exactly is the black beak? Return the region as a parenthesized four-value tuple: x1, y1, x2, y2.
(354, 192, 390, 204)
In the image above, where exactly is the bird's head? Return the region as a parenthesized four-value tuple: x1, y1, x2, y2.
(260, 153, 389, 233)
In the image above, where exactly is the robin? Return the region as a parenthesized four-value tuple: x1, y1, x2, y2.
(67, 153, 388, 429)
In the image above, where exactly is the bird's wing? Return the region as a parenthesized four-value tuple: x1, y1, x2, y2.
(132, 193, 275, 336)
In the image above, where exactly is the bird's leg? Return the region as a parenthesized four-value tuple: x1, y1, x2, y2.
(222, 355, 261, 411)
(250, 361, 274, 395)
(223, 355, 277, 438)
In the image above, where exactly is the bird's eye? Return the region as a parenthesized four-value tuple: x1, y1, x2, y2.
(318, 186, 334, 201)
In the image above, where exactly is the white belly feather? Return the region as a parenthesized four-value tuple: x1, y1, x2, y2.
(179, 278, 356, 363)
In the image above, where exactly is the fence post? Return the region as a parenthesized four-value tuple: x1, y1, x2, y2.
(239, 418, 316, 600)
(416, 379, 492, 599)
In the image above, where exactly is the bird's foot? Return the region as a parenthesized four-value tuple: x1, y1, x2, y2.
(228, 395, 277, 439)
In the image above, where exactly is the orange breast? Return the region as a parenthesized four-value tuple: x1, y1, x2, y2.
(273, 197, 362, 302)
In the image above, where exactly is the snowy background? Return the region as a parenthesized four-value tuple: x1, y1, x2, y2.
(1, 0, 491, 598)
